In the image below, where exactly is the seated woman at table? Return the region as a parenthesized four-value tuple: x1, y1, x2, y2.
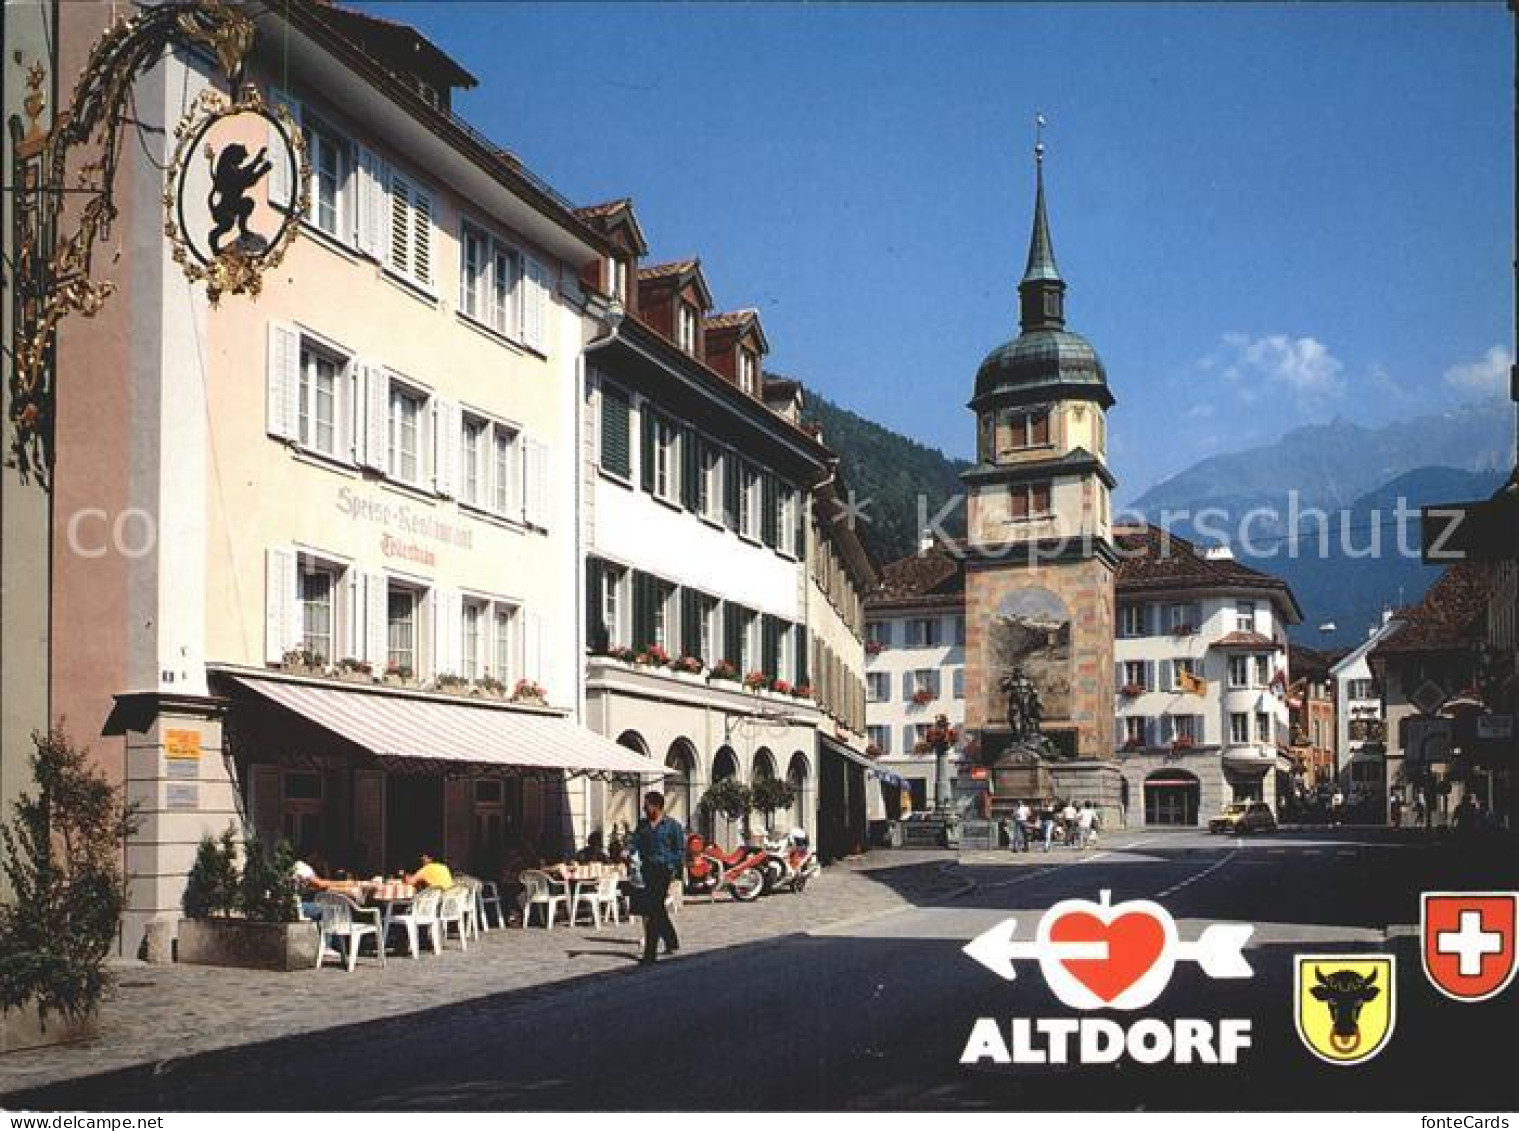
(576, 831, 609, 864)
(292, 848, 342, 920)
(404, 851, 454, 890)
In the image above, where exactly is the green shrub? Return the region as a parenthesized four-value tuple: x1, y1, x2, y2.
(239, 835, 299, 924)
(182, 826, 240, 919)
(750, 778, 797, 826)
(0, 727, 138, 1029)
(698, 778, 752, 822)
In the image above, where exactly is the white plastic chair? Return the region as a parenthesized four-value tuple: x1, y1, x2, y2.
(438, 884, 471, 950)
(476, 880, 506, 930)
(519, 869, 567, 929)
(385, 887, 442, 958)
(571, 872, 622, 929)
(314, 892, 385, 972)
(452, 876, 482, 940)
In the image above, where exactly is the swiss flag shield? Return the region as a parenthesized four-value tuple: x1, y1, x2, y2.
(1421, 892, 1519, 1002)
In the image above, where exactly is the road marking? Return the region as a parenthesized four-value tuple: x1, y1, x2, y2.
(1153, 846, 1240, 900)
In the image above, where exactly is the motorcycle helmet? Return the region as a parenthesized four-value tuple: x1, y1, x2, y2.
(788, 827, 809, 849)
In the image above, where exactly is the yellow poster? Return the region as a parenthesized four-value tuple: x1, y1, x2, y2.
(164, 729, 202, 760)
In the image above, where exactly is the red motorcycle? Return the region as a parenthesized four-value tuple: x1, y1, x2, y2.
(683, 833, 768, 902)
(759, 828, 820, 894)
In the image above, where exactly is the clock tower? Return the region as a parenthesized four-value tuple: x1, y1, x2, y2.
(961, 143, 1123, 818)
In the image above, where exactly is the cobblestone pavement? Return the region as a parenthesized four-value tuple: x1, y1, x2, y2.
(0, 851, 965, 1095)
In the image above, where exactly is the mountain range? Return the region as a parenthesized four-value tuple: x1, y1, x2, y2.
(805, 391, 1513, 648)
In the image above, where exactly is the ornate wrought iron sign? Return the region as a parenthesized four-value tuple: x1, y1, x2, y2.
(162, 86, 307, 305)
(7, 0, 303, 488)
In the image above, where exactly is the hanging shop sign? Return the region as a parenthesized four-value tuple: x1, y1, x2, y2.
(163, 86, 308, 305)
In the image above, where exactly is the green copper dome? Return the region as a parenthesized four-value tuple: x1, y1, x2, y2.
(970, 153, 1113, 411)
(973, 328, 1111, 407)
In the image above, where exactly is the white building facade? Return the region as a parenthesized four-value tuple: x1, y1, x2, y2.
(1113, 528, 1302, 827)
(864, 545, 968, 816)
(1330, 613, 1401, 810)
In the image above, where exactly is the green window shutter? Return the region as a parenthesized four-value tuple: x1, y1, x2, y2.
(631, 570, 653, 650)
(760, 474, 778, 547)
(639, 406, 656, 493)
(680, 428, 699, 510)
(585, 557, 606, 653)
(762, 616, 779, 676)
(796, 626, 809, 686)
(723, 602, 742, 667)
(680, 588, 700, 659)
(722, 451, 740, 530)
(795, 489, 807, 559)
(599, 387, 631, 478)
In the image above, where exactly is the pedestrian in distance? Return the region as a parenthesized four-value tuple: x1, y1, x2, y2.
(1078, 801, 1098, 849)
(1389, 795, 1403, 828)
(1013, 800, 1030, 852)
(1040, 803, 1056, 852)
(627, 790, 683, 965)
(1061, 799, 1079, 848)
(1413, 793, 1428, 828)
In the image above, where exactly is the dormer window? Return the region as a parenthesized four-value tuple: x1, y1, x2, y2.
(677, 304, 698, 354)
(738, 349, 758, 395)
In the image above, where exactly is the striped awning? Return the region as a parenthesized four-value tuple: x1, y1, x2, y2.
(229, 674, 668, 780)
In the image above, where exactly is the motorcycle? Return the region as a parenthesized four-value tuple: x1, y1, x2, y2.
(758, 827, 820, 894)
(683, 833, 768, 902)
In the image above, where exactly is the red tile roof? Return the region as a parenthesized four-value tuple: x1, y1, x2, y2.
(574, 198, 633, 221)
(1113, 524, 1302, 620)
(705, 309, 759, 331)
(1211, 631, 1283, 650)
(1369, 561, 1494, 658)
(638, 259, 699, 282)
(868, 544, 966, 611)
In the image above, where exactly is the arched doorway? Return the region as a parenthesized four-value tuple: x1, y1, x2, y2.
(605, 731, 648, 840)
(787, 751, 811, 834)
(708, 746, 740, 844)
(1144, 770, 1200, 826)
(664, 739, 698, 826)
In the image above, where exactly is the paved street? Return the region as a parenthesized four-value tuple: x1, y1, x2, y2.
(4, 830, 1516, 1111)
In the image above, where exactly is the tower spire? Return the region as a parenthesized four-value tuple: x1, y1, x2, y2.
(1018, 113, 1066, 331)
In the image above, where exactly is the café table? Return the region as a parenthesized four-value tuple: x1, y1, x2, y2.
(546, 863, 627, 925)
(358, 880, 417, 955)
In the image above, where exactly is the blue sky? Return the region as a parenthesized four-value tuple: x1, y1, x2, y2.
(360, 2, 1512, 498)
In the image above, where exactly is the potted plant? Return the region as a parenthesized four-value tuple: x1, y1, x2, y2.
(750, 777, 798, 836)
(672, 655, 705, 676)
(911, 688, 934, 706)
(603, 644, 637, 664)
(335, 657, 373, 684)
(635, 644, 671, 668)
(433, 672, 468, 694)
(511, 679, 548, 706)
(1172, 736, 1196, 751)
(924, 715, 958, 748)
(912, 740, 931, 755)
(0, 727, 138, 1052)
(709, 660, 740, 683)
(1119, 683, 1145, 698)
(791, 682, 813, 700)
(383, 662, 414, 687)
(281, 646, 324, 675)
(770, 678, 793, 696)
(865, 743, 883, 758)
(743, 670, 770, 693)
(865, 640, 886, 656)
(1122, 737, 1145, 752)
(177, 830, 318, 972)
(1171, 623, 1197, 637)
(474, 673, 507, 698)
(698, 778, 753, 842)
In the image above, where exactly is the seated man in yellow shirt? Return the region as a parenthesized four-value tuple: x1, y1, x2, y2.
(405, 852, 454, 890)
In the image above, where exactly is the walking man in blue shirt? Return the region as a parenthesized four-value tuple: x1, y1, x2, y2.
(628, 790, 683, 965)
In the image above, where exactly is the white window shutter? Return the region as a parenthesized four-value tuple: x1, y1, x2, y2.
(284, 558, 302, 659)
(430, 588, 457, 677)
(521, 255, 550, 352)
(366, 573, 388, 667)
(265, 547, 295, 664)
(388, 173, 413, 276)
(412, 188, 434, 289)
(520, 436, 551, 529)
(268, 89, 299, 210)
(266, 322, 300, 441)
(432, 400, 458, 497)
(355, 147, 386, 257)
(346, 571, 363, 661)
(361, 362, 388, 471)
(523, 610, 543, 685)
